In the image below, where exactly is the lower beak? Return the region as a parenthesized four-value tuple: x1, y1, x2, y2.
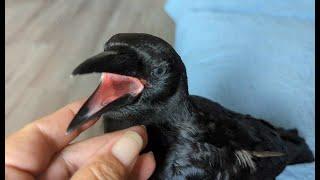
(66, 49, 143, 133)
(66, 73, 144, 134)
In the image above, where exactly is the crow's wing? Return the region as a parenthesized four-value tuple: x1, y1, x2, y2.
(189, 95, 288, 178)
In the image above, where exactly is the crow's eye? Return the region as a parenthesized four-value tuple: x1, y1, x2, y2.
(151, 67, 166, 77)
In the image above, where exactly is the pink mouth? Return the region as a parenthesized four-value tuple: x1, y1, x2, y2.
(85, 73, 144, 117)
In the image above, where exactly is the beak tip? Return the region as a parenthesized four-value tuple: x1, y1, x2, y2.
(66, 116, 82, 135)
(72, 69, 80, 75)
(66, 125, 76, 135)
(66, 113, 92, 135)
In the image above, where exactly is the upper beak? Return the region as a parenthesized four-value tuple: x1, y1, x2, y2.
(66, 49, 143, 134)
(72, 49, 141, 77)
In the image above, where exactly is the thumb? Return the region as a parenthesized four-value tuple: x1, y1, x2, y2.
(71, 130, 144, 180)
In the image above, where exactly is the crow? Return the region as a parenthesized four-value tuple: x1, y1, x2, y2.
(67, 33, 314, 180)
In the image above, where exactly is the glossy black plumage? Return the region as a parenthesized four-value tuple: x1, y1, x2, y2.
(71, 33, 314, 179)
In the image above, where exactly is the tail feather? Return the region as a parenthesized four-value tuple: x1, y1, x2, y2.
(277, 128, 314, 165)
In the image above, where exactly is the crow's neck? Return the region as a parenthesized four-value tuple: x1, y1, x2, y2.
(142, 79, 202, 138)
(142, 88, 204, 156)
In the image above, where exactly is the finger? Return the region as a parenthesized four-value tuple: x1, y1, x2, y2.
(5, 99, 97, 175)
(71, 152, 126, 180)
(38, 126, 147, 179)
(70, 127, 147, 180)
(130, 152, 156, 180)
(5, 166, 34, 180)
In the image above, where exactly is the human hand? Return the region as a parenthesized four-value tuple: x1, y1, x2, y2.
(5, 100, 156, 180)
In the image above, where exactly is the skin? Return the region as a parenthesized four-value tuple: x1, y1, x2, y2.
(5, 99, 156, 180)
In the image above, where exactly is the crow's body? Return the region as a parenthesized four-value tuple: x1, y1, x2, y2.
(104, 94, 312, 180)
(69, 33, 314, 179)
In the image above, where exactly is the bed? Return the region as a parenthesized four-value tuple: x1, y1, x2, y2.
(165, 0, 315, 179)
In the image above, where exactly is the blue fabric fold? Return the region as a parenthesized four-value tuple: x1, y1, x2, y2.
(165, 0, 315, 179)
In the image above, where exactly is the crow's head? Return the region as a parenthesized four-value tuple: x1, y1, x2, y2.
(67, 33, 187, 133)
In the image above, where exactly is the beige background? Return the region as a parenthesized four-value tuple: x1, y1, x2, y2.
(5, 0, 175, 141)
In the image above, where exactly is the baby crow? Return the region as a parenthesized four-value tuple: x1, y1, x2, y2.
(67, 33, 314, 180)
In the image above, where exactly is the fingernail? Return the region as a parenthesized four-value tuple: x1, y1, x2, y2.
(112, 131, 143, 167)
(140, 125, 146, 130)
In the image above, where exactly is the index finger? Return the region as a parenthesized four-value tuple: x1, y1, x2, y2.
(5, 99, 94, 175)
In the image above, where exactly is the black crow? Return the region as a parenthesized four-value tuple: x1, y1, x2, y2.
(67, 33, 314, 179)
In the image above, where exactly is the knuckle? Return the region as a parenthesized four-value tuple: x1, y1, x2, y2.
(89, 160, 126, 180)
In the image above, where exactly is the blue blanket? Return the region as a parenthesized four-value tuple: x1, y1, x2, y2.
(165, 0, 315, 179)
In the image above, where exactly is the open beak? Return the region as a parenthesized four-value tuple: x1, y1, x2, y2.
(66, 49, 144, 134)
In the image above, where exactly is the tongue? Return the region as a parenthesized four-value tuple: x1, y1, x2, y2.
(86, 73, 144, 117)
(66, 73, 144, 133)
